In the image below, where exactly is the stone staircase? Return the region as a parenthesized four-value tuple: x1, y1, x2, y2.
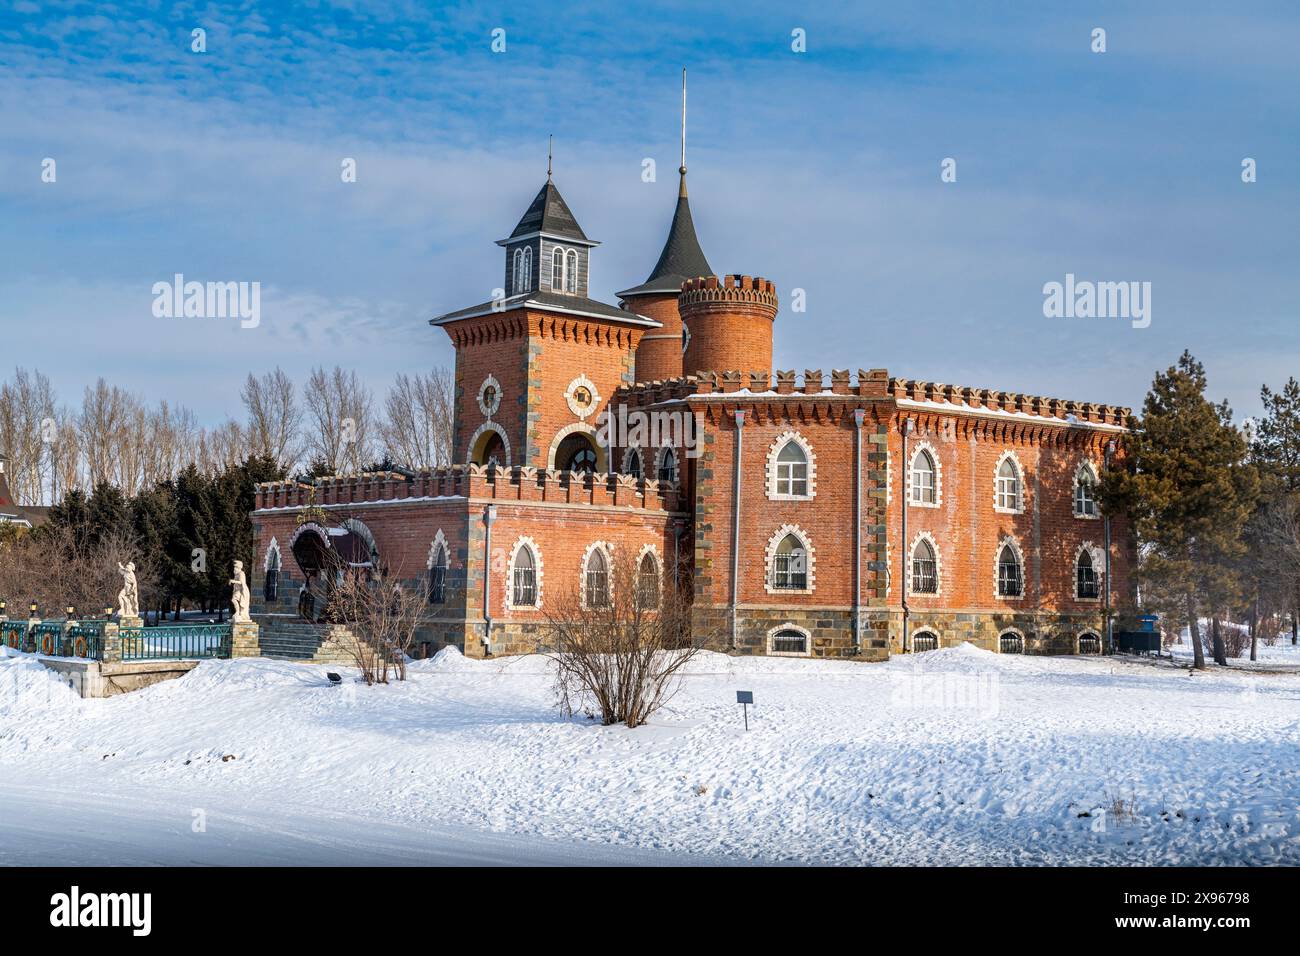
(253, 616, 360, 665)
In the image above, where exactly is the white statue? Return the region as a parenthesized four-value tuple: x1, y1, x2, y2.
(116, 561, 139, 619)
(230, 560, 251, 623)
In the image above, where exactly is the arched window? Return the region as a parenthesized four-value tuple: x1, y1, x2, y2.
(911, 449, 937, 504)
(769, 627, 809, 656)
(774, 440, 809, 497)
(428, 544, 447, 604)
(565, 248, 578, 293)
(584, 547, 610, 608)
(771, 533, 808, 590)
(911, 538, 938, 594)
(551, 247, 565, 291)
(556, 433, 598, 473)
(1076, 548, 1099, 599)
(624, 448, 642, 479)
(512, 545, 537, 608)
(1074, 464, 1098, 517)
(1078, 631, 1101, 654)
(657, 448, 678, 484)
(636, 550, 659, 609)
(997, 542, 1023, 597)
(512, 248, 523, 292)
(913, 630, 939, 652)
(520, 247, 532, 291)
(999, 630, 1024, 654)
(264, 545, 280, 601)
(996, 456, 1022, 511)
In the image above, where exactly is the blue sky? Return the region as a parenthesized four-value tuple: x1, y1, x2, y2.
(2, 0, 1297, 424)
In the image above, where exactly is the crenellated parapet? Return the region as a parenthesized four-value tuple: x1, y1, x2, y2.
(254, 464, 683, 513)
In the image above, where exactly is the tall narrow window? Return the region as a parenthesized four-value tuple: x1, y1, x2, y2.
(512, 546, 537, 607)
(264, 548, 280, 601)
(775, 440, 809, 497)
(636, 552, 659, 609)
(772, 534, 808, 590)
(624, 449, 642, 479)
(565, 248, 578, 293)
(1074, 465, 1098, 517)
(520, 246, 532, 292)
(911, 450, 936, 504)
(428, 545, 447, 604)
(997, 543, 1023, 598)
(657, 448, 678, 484)
(911, 539, 938, 594)
(996, 458, 1021, 511)
(552, 247, 565, 291)
(512, 248, 523, 292)
(1076, 549, 1099, 599)
(585, 548, 610, 608)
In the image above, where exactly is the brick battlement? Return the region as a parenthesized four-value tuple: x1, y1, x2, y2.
(614, 369, 1129, 427)
(679, 274, 778, 307)
(254, 464, 684, 513)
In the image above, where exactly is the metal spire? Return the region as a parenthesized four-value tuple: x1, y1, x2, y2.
(547, 134, 553, 182)
(679, 68, 688, 196)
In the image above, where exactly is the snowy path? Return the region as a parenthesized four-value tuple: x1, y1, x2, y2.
(1, 644, 1298, 865)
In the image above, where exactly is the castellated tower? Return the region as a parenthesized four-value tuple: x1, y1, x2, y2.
(679, 274, 777, 378)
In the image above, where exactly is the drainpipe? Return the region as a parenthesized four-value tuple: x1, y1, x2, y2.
(730, 409, 745, 650)
(901, 418, 914, 654)
(1103, 440, 1115, 655)
(852, 409, 865, 653)
(482, 504, 496, 653)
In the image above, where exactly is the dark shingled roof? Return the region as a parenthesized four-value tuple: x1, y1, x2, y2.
(430, 291, 660, 328)
(506, 180, 590, 243)
(618, 175, 713, 298)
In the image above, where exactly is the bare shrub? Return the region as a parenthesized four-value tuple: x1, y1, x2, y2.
(324, 569, 425, 685)
(542, 548, 714, 728)
(0, 525, 152, 617)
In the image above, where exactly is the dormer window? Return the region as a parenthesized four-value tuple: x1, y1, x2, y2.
(511, 246, 533, 294)
(551, 246, 578, 294)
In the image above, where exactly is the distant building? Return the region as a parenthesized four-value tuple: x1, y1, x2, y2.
(0, 457, 49, 529)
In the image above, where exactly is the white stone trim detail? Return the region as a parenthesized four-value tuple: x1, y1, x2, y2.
(765, 429, 817, 501)
(621, 445, 644, 476)
(906, 441, 942, 508)
(994, 533, 1025, 600)
(1073, 540, 1104, 601)
(911, 628, 941, 651)
(635, 542, 662, 605)
(1073, 459, 1101, 519)
(426, 529, 449, 569)
(564, 374, 601, 419)
(477, 374, 502, 418)
(547, 422, 606, 472)
(263, 536, 281, 572)
(993, 449, 1025, 514)
(1077, 629, 1102, 653)
(681, 320, 691, 354)
(906, 530, 942, 597)
(766, 622, 812, 658)
(504, 535, 543, 611)
(764, 523, 816, 595)
(579, 540, 615, 609)
(654, 445, 679, 485)
(997, 626, 1026, 654)
(467, 421, 511, 467)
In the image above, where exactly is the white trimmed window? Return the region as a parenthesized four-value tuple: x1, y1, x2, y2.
(910, 536, 938, 594)
(999, 630, 1025, 654)
(551, 246, 578, 293)
(636, 548, 660, 609)
(912, 630, 939, 652)
(1078, 631, 1101, 654)
(583, 544, 612, 608)
(1075, 544, 1101, 600)
(765, 526, 815, 594)
(428, 545, 447, 604)
(996, 540, 1024, 598)
(909, 446, 939, 506)
(623, 447, 642, 479)
(512, 545, 537, 607)
(1074, 462, 1099, 518)
(656, 447, 678, 485)
(995, 453, 1023, 513)
(767, 624, 811, 657)
(766, 431, 815, 500)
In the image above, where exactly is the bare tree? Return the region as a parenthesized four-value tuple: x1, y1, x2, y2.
(0, 525, 153, 619)
(305, 366, 374, 474)
(0, 367, 58, 505)
(77, 378, 140, 490)
(542, 548, 711, 728)
(324, 569, 426, 685)
(242, 368, 303, 473)
(196, 419, 245, 475)
(380, 369, 455, 469)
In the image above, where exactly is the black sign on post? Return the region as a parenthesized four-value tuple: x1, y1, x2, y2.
(736, 690, 753, 730)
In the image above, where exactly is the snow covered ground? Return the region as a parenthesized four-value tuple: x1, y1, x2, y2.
(1, 643, 1297, 865)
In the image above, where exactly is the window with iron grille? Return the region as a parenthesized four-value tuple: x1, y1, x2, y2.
(512, 546, 536, 607)
(911, 450, 936, 504)
(771, 628, 807, 654)
(996, 458, 1021, 511)
(911, 539, 938, 594)
(997, 544, 1023, 597)
(772, 534, 808, 590)
(428, 545, 447, 604)
(999, 632, 1024, 654)
(913, 631, 939, 652)
(585, 548, 610, 607)
(1074, 468, 1098, 516)
(1076, 549, 1099, 599)
(1078, 633, 1101, 654)
(774, 440, 809, 497)
(636, 552, 659, 609)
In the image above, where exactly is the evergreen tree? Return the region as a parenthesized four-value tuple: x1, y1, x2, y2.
(1253, 376, 1300, 644)
(1100, 352, 1258, 668)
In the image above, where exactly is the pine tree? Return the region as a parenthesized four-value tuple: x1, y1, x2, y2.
(1254, 376, 1300, 643)
(1100, 352, 1258, 668)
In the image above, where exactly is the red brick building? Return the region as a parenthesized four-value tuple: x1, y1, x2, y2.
(250, 161, 1132, 662)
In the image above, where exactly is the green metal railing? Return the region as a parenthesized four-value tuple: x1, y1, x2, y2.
(66, 622, 105, 660)
(31, 622, 64, 656)
(1, 620, 26, 651)
(119, 624, 232, 661)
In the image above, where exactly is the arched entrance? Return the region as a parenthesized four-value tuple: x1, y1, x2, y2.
(288, 521, 381, 621)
